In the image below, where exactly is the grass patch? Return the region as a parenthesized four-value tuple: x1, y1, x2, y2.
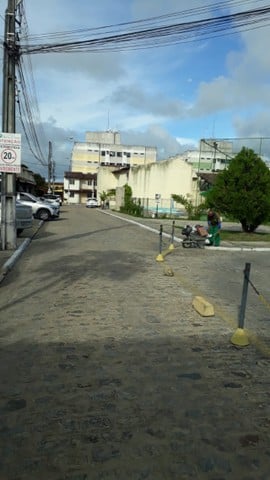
(175, 225, 270, 242)
(219, 230, 270, 242)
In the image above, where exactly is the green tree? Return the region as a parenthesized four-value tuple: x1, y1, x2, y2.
(99, 190, 108, 203)
(205, 147, 270, 232)
(33, 173, 47, 195)
(120, 184, 143, 216)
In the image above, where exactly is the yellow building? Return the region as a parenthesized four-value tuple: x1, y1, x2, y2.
(71, 130, 157, 173)
(64, 130, 157, 204)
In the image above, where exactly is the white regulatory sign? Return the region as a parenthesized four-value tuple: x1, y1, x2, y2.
(0, 132, 21, 173)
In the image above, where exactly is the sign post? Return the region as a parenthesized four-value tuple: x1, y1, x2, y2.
(155, 193, 161, 218)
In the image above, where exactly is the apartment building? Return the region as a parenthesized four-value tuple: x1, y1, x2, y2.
(63, 172, 97, 205)
(180, 140, 233, 172)
(71, 130, 157, 174)
(64, 130, 157, 204)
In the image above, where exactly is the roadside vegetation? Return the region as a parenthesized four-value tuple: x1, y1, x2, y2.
(205, 147, 270, 232)
(218, 230, 270, 242)
(120, 146, 270, 242)
(174, 224, 270, 242)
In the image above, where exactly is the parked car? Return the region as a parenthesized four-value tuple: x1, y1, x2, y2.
(0, 201, 33, 236)
(86, 198, 99, 208)
(16, 192, 59, 221)
(38, 196, 60, 209)
(43, 193, 62, 206)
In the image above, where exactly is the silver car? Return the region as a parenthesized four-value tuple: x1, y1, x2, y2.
(17, 192, 59, 221)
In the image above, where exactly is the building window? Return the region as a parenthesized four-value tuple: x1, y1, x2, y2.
(101, 151, 105, 156)
(117, 152, 122, 157)
(110, 151, 115, 157)
(69, 192, 74, 197)
(69, 179, 75, 185)
(87, 180, 92, 185)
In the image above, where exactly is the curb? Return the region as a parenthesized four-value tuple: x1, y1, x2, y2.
(100, 211, 270, 251)
(0, 220, 43, 285)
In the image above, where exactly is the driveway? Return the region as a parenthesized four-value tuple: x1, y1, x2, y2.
(0, 206, 269, 480)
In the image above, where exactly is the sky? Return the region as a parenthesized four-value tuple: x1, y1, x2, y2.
(1, 0, 270, 180)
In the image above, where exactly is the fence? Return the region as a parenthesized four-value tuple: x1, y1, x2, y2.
(198, 137, 270, 172)
(133, 197, 186, 218)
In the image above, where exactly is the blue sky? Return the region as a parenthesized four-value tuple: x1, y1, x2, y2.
(1, 0, 270, 180)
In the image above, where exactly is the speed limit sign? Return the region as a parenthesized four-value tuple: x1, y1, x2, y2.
(0, 133, 21, 173)
(1, 148, 17, 163)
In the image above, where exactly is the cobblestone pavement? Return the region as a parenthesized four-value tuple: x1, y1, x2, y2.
(0, 206, 270, 480)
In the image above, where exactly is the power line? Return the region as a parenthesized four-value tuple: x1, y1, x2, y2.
(13, 1, 48, 168)
(19, 4, 270, 55)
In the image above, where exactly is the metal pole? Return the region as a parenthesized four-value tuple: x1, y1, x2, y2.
(1, 0, 17, 250)
(159, 224, 163, 254)
(196, 140, 202, 206)
(238, 263, 251, 329)
(171, 220, 175, 245)
(47, 141, 52, 193)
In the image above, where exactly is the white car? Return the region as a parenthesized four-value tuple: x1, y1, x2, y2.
(86, 198, 99, 208)
(43, 193, 62, 206)
(17, 192, 60, 221)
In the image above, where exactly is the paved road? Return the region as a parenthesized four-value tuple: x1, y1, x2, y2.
(0, 206, 269, 480)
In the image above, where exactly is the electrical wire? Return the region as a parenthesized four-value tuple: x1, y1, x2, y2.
(7, 0, 270, 176)
(20, 0, 266, 43)
(14, 1, 48, 168)
(18, 3, 270, 55)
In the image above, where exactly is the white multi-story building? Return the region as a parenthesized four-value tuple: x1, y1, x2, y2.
(179, 140, 233, 172)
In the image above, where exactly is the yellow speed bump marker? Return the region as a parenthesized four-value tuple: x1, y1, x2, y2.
(192, 296, 214, 317)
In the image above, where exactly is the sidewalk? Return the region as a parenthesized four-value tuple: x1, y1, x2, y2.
(0, 219, 43, 282)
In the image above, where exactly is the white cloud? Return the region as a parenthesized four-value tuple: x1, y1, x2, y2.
(1, 0, 270, 178)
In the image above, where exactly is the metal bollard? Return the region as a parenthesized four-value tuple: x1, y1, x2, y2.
(169, 220, 175, 250)
(231, 262, 250, 347)
(239, 262, 251, 328)
(156, 224, 164, 262)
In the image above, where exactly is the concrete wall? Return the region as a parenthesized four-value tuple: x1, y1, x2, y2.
(128, 157, 195, 207)
(97, 167, 118, 199)
(102, 157, 197, 212)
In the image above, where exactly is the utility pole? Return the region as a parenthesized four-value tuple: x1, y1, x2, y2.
(1, 0, 18, 250)
(52, 160, 55, 193)
(47, 140, 52, 193)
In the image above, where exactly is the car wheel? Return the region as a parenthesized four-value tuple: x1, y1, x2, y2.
(37, 208, 50, 221)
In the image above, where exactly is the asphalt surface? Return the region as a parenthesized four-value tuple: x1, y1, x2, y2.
(0, 207, 270, 479)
